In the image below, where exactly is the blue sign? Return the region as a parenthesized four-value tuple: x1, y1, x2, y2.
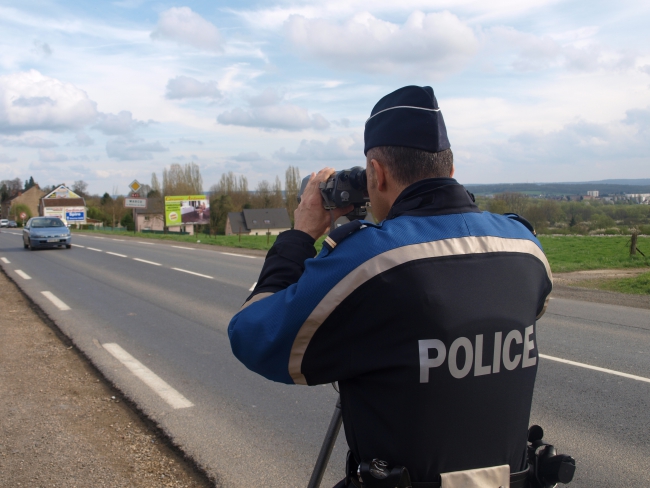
(66, 211, 85, 221)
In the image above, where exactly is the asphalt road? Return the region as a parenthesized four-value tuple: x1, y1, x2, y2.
(1, 230, 649, 487)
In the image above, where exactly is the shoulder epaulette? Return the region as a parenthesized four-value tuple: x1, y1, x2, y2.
(323, 219, 369, 251)
(504, 213, 536, 236)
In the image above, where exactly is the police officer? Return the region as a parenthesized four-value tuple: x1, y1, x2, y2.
(228, 85, 553, 487)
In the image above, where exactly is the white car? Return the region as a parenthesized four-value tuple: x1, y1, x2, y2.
(0, 219, 8, 227)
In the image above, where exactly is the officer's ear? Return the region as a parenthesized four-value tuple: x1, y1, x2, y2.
(370, 159, 388, 192)
(450, 164, 455, 178)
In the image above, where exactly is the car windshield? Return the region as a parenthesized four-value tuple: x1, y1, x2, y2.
(31, 218, 66, 228)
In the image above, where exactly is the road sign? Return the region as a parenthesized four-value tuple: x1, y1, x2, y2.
(124, 198, 147, 209)
(131, 192, 140, 198)
(128, 180, 142, 193)
(20, 212, 27, 220)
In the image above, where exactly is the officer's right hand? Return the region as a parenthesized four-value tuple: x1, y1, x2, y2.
(294, 167, 353, 240)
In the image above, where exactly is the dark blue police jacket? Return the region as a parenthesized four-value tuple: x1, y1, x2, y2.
(228, 178, 553, 482)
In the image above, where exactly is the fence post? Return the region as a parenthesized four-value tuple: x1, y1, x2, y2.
(630, 229, 638, 256)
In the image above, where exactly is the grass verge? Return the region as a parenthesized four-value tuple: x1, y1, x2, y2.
(570, 272, 650, 295)
(537, 235, 650, 273)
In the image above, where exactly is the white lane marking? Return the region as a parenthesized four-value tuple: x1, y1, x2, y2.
(15, 270, 31, 280)
(249, 281, 257, 291)
(1, 257, 9, 264)
(220, 252, 257, 259)
(111, 239, 124, 241)
(133, 258, 161, 266)
(172, 245, 196, 250)
(93, 236, 106, 239)
(72, 244, 85, 248)
(107, 252, 127, 258)
(102, 343, 194, 409)
(87, 247, 102, 252)
(172, 267, 213, 279)
(540, 354, 650, 384)
(137, 241, 155, 245)
(41, 291, 71, 311)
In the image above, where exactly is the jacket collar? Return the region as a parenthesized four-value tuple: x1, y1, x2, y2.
(385, 178, 478, 220)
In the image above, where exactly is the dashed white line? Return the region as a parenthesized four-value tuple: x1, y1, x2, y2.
(249, 281, 257, 291)
(102, 343, 194, 409)
(111, 239, 125, 241)
(72, 244, 85, 248)
(540, 354, 650, 384)
(138, 241, 155, 245)
(41, 291, 71, 311)
(172, 267, 213, 279)
(15, 270, 31, 280)
(0, 257, 9, 264)
(107, 252, 127, 258)
(133, 258, 161, 266)
(220, 252, 257, 259)
(172, 246, 196, 250)
(87, 247, 102, 252)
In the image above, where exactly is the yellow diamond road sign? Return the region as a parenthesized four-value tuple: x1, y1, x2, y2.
(129, 180, 141, 193)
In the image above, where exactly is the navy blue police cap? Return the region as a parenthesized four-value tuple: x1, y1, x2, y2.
(364, 85, 450, 155)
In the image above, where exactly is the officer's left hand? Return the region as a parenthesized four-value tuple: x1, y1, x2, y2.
(294, 167, 354, 240)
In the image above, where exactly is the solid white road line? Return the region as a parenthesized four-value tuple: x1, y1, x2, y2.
(172, 267, 213, 279)
(41, 291, 71, 311)
(540, 354, 650, 384)
(111, 239, 124, 241)
(1, 257, 9, 264)
(107, 252, 127, 257)
(87, 247, 102, 252)
(102, 343, 194, 409)
(249, 281, 257, 291)
(137, 241, 155, 245)
(15, 270, 31, 280)
(172, 245, 196, 250)
(220, 252, 257, 259)
(133, 258, 161, 266)
(72, 244, 85, 248)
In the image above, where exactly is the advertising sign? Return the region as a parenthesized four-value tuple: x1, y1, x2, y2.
(165, 195, 210, 227)
(66, 211, 85, 221)
(124, 198, 147, 209)
(43, 207, 64, 219)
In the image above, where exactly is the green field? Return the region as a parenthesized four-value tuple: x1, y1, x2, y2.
(537, 235, 650, 273)
(572, 272, 650, 295)
(74, 230, 650, 274)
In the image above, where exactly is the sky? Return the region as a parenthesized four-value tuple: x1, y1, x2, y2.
(1, 0, 649, 195)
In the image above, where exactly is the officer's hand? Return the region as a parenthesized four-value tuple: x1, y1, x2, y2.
(294, 168, 354, 240)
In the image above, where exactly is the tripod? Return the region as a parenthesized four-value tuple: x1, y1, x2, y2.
(307, 396, 343, 488)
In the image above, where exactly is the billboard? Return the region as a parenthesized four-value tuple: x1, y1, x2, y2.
(165, 195, 210, 227)
(44, 206, 86, 224)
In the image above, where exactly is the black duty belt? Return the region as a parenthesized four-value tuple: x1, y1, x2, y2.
(349, 466, 530, 488)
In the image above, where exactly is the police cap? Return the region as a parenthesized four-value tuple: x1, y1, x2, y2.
(364, 85, 451, 155)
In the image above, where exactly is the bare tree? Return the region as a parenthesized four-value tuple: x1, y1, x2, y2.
(151, 172, 161, 197)
(162, 162, 203, 196)
(72, 180, 88, 197)
(210, 172, 250, 210)
(252, 180, 272, 208)
(493, 192, 528, 215)
(285, 166, 300, 222)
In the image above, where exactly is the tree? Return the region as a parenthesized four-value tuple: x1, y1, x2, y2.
(272, 176, 284, 208)
(100, 192, 112, 206)
(120, 212, 134, 231)
(72, 180, 88, 197)
(1, 178, 22, 200)
(252, 180, 272, 208)
(24, 176, 36, 191)
(210, 172, 250, 210)
(493, 192, 528, 215)
(10, 203, 32, 221)
(162, 162, 203, 196)
(285, 166, 301, 222)
(210, 194, 233, 234)
(151, 172, 161, 196)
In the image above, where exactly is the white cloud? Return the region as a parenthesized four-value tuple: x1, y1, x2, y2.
(177, 137, 203, 145)
(0, 135, 58, 147)
(274, 134, 363, 161)
(39, 149, 69, 162)
(106, 136, 168, 160)
(151, 7, 223, 52)
(218, 104, 330, 131)
(165, 76, 221, 99)
(0, 153, 16, 163)
(248, 88, 284, 107)
(68, 132, 94, 147)
(232, 151, 264, 161)
(0, 70, 98, 134)
(92, 111, 152, 135)
(284, 11, 479, 76)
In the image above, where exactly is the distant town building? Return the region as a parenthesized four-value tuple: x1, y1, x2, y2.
(39, 185, 86, 225)
(625, 193, 650, 203)
(1, 185, 46, 220)
(587, 190, 599, 197)
(226, 208, 291, 236)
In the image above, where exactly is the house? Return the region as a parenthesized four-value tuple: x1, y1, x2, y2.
(1, 185, 46, 220)
(225, 208, 291, 236)
(39, 185, 87, 225)
(134, 198, 165, 232)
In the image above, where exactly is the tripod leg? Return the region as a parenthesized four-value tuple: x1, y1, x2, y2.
(307, 397, 343, 488)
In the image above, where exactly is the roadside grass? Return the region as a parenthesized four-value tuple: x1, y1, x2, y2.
(537, 235, 650, 273)
(571, 272, 650, 295)
(71, 229, 328, 252)
(72, 230, 650, 273)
